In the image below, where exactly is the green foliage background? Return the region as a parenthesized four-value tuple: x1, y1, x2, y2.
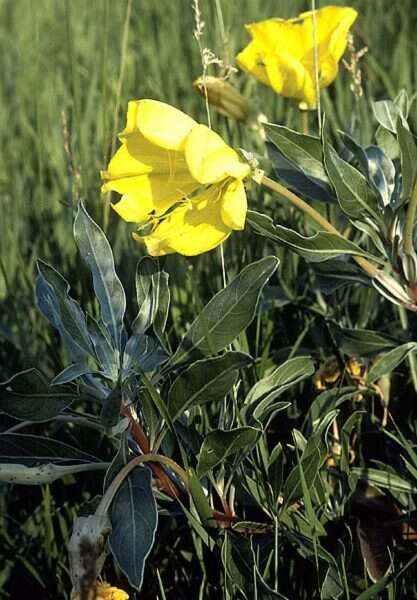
(2, 0, 417, 598)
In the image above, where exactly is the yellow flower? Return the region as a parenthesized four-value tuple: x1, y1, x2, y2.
(71, 581, 129, 600)
(236, 5, 358, 108)
(102, 99, 250, 256)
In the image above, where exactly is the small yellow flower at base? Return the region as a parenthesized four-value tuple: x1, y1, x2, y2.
(236, 5, 358, 109)
(102, 99, 251, 256)
(70, 581, 129, 600)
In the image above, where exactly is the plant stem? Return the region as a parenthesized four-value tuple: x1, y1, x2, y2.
(404, 179, 417, 255)
(97, 453, 189, 516)
(300, 108, 309, 135)
(260, 174, 379, 279)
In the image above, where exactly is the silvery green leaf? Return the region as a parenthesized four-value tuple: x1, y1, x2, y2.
(372, 98, 407, 133)
(36, 260, 94, 362)
(248, 211, 378, 264)
(0, 369, 77, 421)
(168, 352, 252, 421)
(367, 342, 417, 383)
(74, 202, 126, 352)
(313, 259, 371, 294)
(323, 136, 380, 220)
(197, 427, 261, 477)
(328, 322, 399, 356)
(266, 142, 335, 203)
(87, 315, 119, 381)
(397, 117, 417, 205)
(0, 433, 102, 464)
(171, 256, 278, 365)
(109, 464, 158, 591)
(133, 257, 170, 347)
(243, 356, 314, 425)
(123, 334, 167, 375)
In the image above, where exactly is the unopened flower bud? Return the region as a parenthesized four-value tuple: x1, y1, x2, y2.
(193, 76, 249, 121)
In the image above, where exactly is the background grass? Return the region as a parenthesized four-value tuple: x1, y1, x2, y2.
(1, 0, 417, 598)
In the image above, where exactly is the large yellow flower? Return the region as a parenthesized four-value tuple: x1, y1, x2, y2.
(102, 100, 250, 256)
(71, 581, 129, 600)
(236, 5, 358, 108)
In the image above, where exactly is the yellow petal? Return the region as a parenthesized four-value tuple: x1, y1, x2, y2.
(136, 185, 231, 256)
(185, 124, 250, 184)
(220, 179, 247, 230)
(236, 40, 270, 87)
(300, 6, 358, 61)
(104, 172, 199, 221)
(134, 99, 197, 150)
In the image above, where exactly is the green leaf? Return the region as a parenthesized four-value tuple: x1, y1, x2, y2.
(197, 427, 260, 478)
(248, 211, 377, 263)
(87, 315, 119, 382)
(282, 410, 337, 504)
(351, 467, 417, 493)
(323, 137, 379, 220)
(74, 202, 126, 351)
(0, 369, 77, 421)
(328, 322, 398, 356)
(123, 334, 167, 375)
(397, 117, 417, 204)
(313, 259, 371, 294)
(36, 260, 93, 362)
(243, 356, 314, 425)
(109, 465, 158, 591)
(0, 433, 101, 464)
(265, 123, 334, 204)
(367, 342, 417, 383)
(171, 256, 278, 365)
(133, 257, 170, 345)
(372, 99, 403, 133)
(168, 352, 252, 421)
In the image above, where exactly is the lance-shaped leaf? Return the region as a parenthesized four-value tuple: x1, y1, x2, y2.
(397, 117, 417, 205)
(367, 342, 417, 383)
(36, 260, 94, 361)
(328, 322, 400, 356)
(108, 463, 157, 590)
(170, 256, 278, 365)
(265, 123, 335, 204)
(243, 356, 314, 425)
(248, 211, 377, 263)
(313, 259, 371, 294)
(0, 433, 102, 464)
(74, 202, 126, 351)
(169, 352, 252, 421)
(197, 427, 260, 477)
(0, 369, 77, 421)
(282, 410, 337, 504)
(340, 132, 395, 208)
(87, 315, 119, 382)
(133, 257, 170, 344)
(123, 334, 167, 376)
(323, 137, 380, 220)
(372, 92, 409, 133)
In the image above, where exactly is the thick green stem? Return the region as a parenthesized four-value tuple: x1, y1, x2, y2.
(404, 179, 417, 255)
(260, 174, 379, 279)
